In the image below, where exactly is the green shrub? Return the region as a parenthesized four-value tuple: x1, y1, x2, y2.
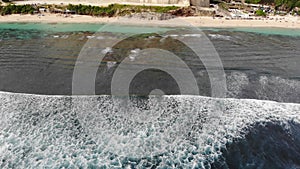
(218, 2, 229, 10)
(255, 9, 266, 16)
(0, 4, 35, 15)
(295, 1, 300, 7)
(245, 0, 262, 4)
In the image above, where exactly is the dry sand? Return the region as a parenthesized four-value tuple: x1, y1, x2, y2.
(13, 0, 189, 6)
(0, 14, 300, 28)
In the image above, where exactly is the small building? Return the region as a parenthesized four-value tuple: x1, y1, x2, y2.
(52, 8, 63, 14)
(64, 9, 76, 14)
(39, 8, 47, 13)
(190, 0, 209, 7)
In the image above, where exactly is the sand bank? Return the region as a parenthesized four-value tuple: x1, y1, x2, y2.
(0, 14, 300, 28)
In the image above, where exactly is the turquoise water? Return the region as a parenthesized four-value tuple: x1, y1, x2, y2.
(1, 23, 300, 36)
(0, 23, 172, 34)
(0, 23, 104, 32)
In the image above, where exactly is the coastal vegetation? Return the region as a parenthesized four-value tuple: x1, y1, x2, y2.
(0, 3, 181, 16)
(0, 0, 299, 17)
(255, 9, 267, 16)
(66, 4, 179, 16)
(245, 0, 300, 11)
(0, 4, 36, 15)
(274, 0, 300, 11)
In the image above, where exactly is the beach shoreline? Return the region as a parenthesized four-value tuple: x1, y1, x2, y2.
(13, 0, 189, 7)
(0, 14, 300, 28)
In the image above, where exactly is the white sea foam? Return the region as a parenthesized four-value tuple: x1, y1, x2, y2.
(256, 75, 300, 102)
(0, 91, 299, 168)
(148, 36, 156, 39)
(61, 35, 69, 39)
(182, 34, 202, 37)
(162, 34, 202, 39)
(208, 34, 231, 40)
(86, 35, 95, 39)
(101, 47, 113, 55)
(226, 72, 249, 98)
(107, 61, 117, 69)
(128, 48, 141, 61)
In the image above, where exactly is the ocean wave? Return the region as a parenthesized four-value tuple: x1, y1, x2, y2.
(212, 120, 300, 169)
(0, 91, 299, 168)
(227, 72, 300, 103)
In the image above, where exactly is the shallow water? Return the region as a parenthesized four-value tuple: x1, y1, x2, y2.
(0, 23, 299, 102)
(0, 23, 172, 33)
(203, 27, 300, 36)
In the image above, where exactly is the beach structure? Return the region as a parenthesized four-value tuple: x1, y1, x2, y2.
(190, 0, 209, 7)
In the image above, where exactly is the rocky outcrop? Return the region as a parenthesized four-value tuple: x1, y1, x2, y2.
(125, 12, 176, 20)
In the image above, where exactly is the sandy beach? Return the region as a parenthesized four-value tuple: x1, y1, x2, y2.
(0, 13, 300, 28)
(13, 0, 189, 6)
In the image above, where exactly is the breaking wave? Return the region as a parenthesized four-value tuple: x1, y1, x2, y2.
(226, 72, 300, 103)
(0, 91, 299, 168)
